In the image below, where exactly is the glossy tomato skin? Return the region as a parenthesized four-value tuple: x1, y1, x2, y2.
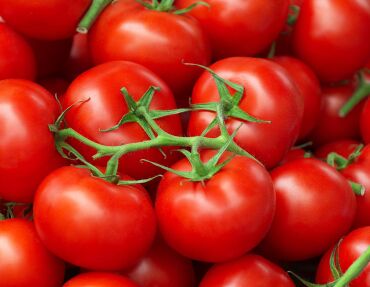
(0, 23, 36, 80)
(0, 219, 65, 287)
(188, 57, 303, 169)
(316, 227, 370, 286)
(176, 0, 289, 59)
(33, 166, 157, 271)
(156, 151, 275, 262)
(0, 79, 64, 202)
(361, 98, 370, 143)
(259, 158, 356, 261)
(272, 56, 322, 141)
(62, 61, 182, 180)
(199, 254, 295, 287)
(64, 272, 139, 287)
(0, 0, 91, 40)
(89, 0, 211, 96)
(314, 140, 361, 160)
(125, 240, 196, 287)
(292, 0, 370, 82)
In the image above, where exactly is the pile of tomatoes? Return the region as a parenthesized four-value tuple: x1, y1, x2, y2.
(0, 0, 369, 286)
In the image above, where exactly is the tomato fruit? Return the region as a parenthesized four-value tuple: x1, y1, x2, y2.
(63, 272, 139, 287)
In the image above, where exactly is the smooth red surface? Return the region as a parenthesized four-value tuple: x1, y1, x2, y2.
(64, 272, 139, 287)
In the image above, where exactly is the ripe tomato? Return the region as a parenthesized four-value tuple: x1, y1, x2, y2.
(314, 140, 361, 159)
(0, 0, 91, 40)
(188, 57, 303, 169)
(0, 219, 65, 287)
(259, 158, 356, 261)
(156, 151, 275, 262)
(62, 61, 183, 180)
(64, 272, 139, 287)
(292, 0, 370, 82)
(0, 79, 64, 202)
(176, 0, 289, 59)
(0, 23, 36, 80)
(316, 227, 370, 287)
(33, 166, 157, 271)
(199, 254, 295, 287)
(89, 0, 211, 96)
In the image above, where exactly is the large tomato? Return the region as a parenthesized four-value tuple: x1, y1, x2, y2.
(64, 272, 139, 287)
(259, 158, 356, 261)
(62, 61, 183, 180)
(292, 0, 370, 82)
(155, 151, 275, 262)
(33, 166, 157, 271)
(0, 79, 64, 202)
(176, 0, 289, 59)
(0, 219, 65, 287)
(0, 0, 91, 40)
(187, 57, 303, 169)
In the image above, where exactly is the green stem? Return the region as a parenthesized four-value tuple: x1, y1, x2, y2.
(334, 246, 370, 287)
(267, 42, 276, 59)
(349, 181, 365, 196)
(77, 0, 113, 33)
(286, 5, 300, 26)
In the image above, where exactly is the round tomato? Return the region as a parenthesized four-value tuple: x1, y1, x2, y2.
(64, 272, 139, 287)
(33, 166, 157, 270)
(0, 219, 65, 287)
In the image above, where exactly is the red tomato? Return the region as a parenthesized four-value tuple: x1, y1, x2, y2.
(33, 166, 157, 271)
(292, 0, 370, 82)
(187, 57, 303, 169)
(0, 0, 91, 40)
(259, 158, 356, 261)
(0, 79, 64, 202)
(199, 254, 295, 287)
(89, 0, 211, 96)
(272, 56, 322, 141)
(64, 272, 139, 287)
(125, 240, 196, 287)
(316, 227, 370, 287)
(62, 61, 183, 179)
(279, 147, 307, 165)
(361, 98, 370, 143)
(314, 140, 361, 160)
(358, 144, 370, 165)
(0, 23, 36, 80)
(155, 151, 275, 262)
(0, 219, 65, 287)
(176, 0, 289, 59)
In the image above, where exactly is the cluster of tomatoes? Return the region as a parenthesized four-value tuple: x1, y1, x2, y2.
(0, 0, 370, 286)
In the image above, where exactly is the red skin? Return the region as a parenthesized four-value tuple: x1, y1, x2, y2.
(292, 0, 370, 82)
(199, 254, 295, 287)
(38, 77, 69, 98)
(314, 140, 361, 159)
(89, 0, 211, 96)
(125, 240, 196, 287)
(64, 273, 139, 287)
(0, 79, 64, 202)
(0, 219, 65, 287)
(308, 84, 364, 147)
(279, 148, 306, 165)
(361, 98, 370, 144)
(272, 56, 322, 140)
(33, 166, 157, 271)
(155, 151, 275, 262)
(176, 0, 289, 59)
(188, 57, 303, 169)
(0, 0, 91, 40)
(316, 227, 370, 287)
(0, 23, 36, 80)
(259, 158, 356, 261)
(358, 144, 370, 164)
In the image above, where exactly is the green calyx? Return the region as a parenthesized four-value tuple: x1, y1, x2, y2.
(137, 0, 209, 14)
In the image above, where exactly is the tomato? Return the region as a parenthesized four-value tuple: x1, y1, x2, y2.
(0, 23, 36, 81)
(176, 0, 289, 59)
(187, 57, 303, 169)
(358, 144, 370, 165)
(64, 272, 139, 287)
(314, 140, 361, 160)
(155, 150, 275, 262)
(0, 219, 65, 287)
(361, 98, 370, 144)
(308, 84, 364, 147)
(62, 61, 183, 180)
(89, 0, 211, 97)
(125, 240, 196, 287)
(316, 227, 370, 287)
(292, 0, 370, 82)
(0, 0, 91, 40)
(259, 158, 356, 261)
(279, 147, 306, 165)
(0, 79, 64, 202)
(272, 56, 322, 141)
(33, 166, 157, 270)
(199, 254, 295, 287)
